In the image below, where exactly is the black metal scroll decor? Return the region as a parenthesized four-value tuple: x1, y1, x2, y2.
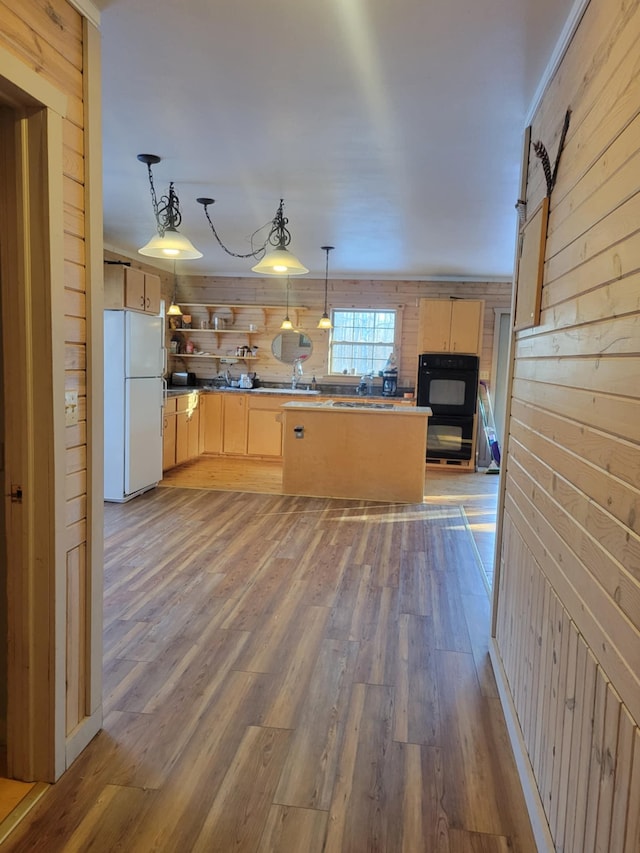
(533, 108, 572, 198)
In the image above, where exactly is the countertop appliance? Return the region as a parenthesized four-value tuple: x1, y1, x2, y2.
(171, 371, 196, 386)
(104, 310, 164, 502)
(381, 368, 398, 396)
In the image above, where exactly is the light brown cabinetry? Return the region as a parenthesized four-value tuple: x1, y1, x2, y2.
(162, 397, 177, 470)
(222, 394, 248, 455)
(246, 396, 287, 457)
(163, 393, 200, 471)
(104, 264, 161, 314)
(201, 394, 223, 454)
(417, 298, 483, 354)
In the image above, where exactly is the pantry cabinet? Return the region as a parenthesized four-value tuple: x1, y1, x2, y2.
(417, 298, 484, 354)
(104, 264, 161, 314)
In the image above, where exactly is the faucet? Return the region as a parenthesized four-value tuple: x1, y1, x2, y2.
(291, 358, 303, 389)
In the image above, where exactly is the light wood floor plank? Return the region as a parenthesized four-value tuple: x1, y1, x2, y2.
(0, 484, 533, 852)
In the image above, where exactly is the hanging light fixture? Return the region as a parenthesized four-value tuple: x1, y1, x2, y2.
(318, 245, 334, 329)
(280, 277, 294, 330)
(196, 196, 308, 275)
(252, 200, 308, 275)
(137, 154, 203, 260)
(167, 261, 183, 316)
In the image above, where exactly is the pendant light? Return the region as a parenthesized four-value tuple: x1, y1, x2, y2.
(280, 277, 294, 330)
(167, 261, 183, 316)
(138, 154, 203, 260)
(251, 200, 308, 276)
(318, 245, 334, 329)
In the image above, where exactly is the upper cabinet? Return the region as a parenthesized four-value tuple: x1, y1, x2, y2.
(104, 264, 161, 315)
(417, 298, 484, 354)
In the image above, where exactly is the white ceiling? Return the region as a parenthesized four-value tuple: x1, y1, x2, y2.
(98, 0, 576, 280)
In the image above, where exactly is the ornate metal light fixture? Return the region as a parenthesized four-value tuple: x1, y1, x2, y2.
(137, 154, 203, 260)
(318, 245, 334, 329)
(196, 196, 308, 276)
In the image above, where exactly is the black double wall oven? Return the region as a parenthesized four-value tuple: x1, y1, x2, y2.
(416, 353, 480, 463)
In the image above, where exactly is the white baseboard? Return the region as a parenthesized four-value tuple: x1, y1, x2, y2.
(489, 638, 555, 853)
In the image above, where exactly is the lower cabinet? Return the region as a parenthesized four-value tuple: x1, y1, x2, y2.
(163, 393, 200, 472)
(201, 393, 223, 454)
(247, 396, 285, 457)
(222, 394, 248, 455)
(162, 397, 177, 470)
(199, 392, 289, 458)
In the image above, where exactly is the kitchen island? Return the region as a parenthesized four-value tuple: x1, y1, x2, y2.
(281, 400, 431, 503)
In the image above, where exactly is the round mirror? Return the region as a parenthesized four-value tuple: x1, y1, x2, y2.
(271, 331, 313, 364)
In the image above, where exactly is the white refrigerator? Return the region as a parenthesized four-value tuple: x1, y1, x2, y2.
(104, 310, 165, 502)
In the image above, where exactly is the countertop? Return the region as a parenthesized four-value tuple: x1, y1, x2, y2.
(281, 400, 431, 414)
(166, 386, 415, 403)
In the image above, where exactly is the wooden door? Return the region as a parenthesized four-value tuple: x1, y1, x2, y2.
(175, 395, 190, 465)
(247, 408, 283, 457)
(187, 406, 200, 459)
(202, 394, 223, 454)
(417, 299, 452, 352)
(162, 413, 176, 470)
(222, 394, 247, 455)
(144, 273, 161, 314)
(123, 267, 146, 312)
(450, 300, 483, 354)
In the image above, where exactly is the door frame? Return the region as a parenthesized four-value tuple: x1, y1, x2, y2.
(0, 30, 104, 782)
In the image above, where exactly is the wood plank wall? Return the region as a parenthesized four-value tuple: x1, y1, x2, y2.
(105, 250, 511, 392)
(494, 0, 640, 848)
(0, 1, 89, 736)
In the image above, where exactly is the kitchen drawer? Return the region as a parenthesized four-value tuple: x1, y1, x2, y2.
(164, 397, 177, 414)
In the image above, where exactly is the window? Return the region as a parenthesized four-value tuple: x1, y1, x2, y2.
(329, 309, 397, 375)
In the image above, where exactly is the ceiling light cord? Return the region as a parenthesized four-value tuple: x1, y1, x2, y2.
(197, 198, 270, 259)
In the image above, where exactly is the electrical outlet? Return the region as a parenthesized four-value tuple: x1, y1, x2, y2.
(480, 370, 490, 381)
(65, 391, 78, 426)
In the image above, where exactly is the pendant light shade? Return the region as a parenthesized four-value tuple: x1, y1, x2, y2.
(318, 245, 334, 329)
(252, 246, 308, 276)
(137, 154, 203, 261)
(280, 276, 294, 329)
(139, 227, 203, 260)
(251, 199, 308, 276)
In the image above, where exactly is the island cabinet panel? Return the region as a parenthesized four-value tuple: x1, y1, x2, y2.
(417, 298, 484, 354)
(222, 393, 248, 455)
(247, 395, 287, 457)
(104, 264, 161, 314)
(201, 393, 223, 454)
(282, 406, 428, 502)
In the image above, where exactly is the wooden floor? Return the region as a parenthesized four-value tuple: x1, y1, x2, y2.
(161, 456, 500, 587)
(2, 479, 532, 852)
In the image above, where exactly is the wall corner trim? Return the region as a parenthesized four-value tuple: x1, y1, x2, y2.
(525, 0, 591, 126)
(68, 0, 101, 29)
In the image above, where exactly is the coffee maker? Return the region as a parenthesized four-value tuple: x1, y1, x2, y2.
(381, 368, 398, 397)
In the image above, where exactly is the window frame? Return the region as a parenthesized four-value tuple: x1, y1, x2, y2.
(327, 307, 399, 377)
